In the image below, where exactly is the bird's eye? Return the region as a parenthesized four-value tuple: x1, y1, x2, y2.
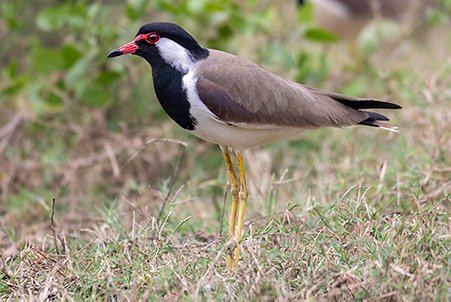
(146, 32, 160, 44)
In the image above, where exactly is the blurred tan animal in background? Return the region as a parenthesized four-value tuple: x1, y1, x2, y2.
(299, 0, 436, 40)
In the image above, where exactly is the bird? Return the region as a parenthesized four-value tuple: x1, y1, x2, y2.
(300, 0, 433, 40)
(107, 22, 401, 269)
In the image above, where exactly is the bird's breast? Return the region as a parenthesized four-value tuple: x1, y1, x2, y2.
(152, 65, 197, 130)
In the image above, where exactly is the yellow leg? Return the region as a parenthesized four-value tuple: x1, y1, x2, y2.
(221, 146, 239, 269)
(234, 152, 248, 267)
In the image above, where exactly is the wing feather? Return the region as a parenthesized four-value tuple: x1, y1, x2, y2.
(195, 50, 367, 129)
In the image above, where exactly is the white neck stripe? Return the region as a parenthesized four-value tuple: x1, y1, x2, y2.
(156, 38, 193, 73)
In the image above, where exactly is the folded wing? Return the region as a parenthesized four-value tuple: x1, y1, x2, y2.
(195, 50, 401, 130)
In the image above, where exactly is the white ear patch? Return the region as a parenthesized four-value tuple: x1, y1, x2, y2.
(156, 38, 193, 72)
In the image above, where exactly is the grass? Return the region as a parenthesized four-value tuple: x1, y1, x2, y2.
(1, 192, 448, 300)
(1, 2, 450, 300)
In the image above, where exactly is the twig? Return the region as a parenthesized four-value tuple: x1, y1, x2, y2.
(268, 169, 289, 216)
(50, 197, 66, 254)
(50, 197, 60, 254)
(157, 145, 187, 226)
(122, 138, 187, 168)
(119, 137, 188, 226)
(374, 159, 387, 202)
(0, 253, 12, 280)
(0, 111, 27, 154)
(219, 182, 230, 237)
(103, 142, 121, 178)
(194, 245, 226, 299)
(170, 216, 192, 236)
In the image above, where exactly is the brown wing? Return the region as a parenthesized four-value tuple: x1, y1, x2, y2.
(195, 50, 369, 129)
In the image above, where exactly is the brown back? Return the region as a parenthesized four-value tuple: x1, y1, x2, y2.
(195, 50, 368, 129)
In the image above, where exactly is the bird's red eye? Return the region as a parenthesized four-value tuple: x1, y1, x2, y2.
(146, 32, 160, 44)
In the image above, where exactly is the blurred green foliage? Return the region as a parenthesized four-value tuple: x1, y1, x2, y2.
(0, 0, 448, 213)
(1, 0, 449, 120)
(0, 0, 338, 206)
(0, 1, 337, 118)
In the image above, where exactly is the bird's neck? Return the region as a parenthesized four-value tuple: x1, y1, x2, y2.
(155, 38, 209, 73)
(151, 64, 197, 130)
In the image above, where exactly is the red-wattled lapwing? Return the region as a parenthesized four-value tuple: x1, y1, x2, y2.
(300, 0, 432, 40)
(107, 22, 401, 269)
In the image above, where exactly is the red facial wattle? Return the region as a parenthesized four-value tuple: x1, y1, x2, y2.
(107, 32, 160, 58)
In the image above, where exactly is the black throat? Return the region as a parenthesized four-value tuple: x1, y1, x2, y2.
(151, 64, 197, 130)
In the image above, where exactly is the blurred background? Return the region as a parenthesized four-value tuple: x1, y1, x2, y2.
(0, 0, 449, 257)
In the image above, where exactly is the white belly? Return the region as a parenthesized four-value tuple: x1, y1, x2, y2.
(190, 107, 304, 151)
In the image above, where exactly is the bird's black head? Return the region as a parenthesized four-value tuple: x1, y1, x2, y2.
(107, 22, 208, 72)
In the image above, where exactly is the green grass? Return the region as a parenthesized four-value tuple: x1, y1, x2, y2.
(1, 193, 448, 300)
(1, 0, 450, 300)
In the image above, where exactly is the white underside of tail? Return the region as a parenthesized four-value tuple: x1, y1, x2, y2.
(380, 126, 399, 133)
(375, 121, 399, 133)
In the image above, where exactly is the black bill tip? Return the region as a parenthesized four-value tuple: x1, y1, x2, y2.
(107, 49, 123, 58)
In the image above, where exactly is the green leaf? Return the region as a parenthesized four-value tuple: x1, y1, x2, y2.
(8, 61, 18, 77)
(36, 5, 67, 31)
(1, 2, 22, 29)
(36, 4, 86, 32)
(62, 44, 83, 68)
(80, 85, 111, 107)
(66, 6, 87, 31)
(31, 47, 64, 74)
(304, 27, 337, 42)
(1, 74, 29, 96)
(29, 81, 45, 115)
(96, 71, 121, 85)
(125, 0, 150, 20)
(295, 52, 312, 83)
(297, 2, 313, 22)
(46, 92, 64, 108)
(65, 58, 90, 97)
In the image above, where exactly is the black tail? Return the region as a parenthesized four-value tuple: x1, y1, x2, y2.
(358, 111, 392, 128)
(332, 96, 402, 110)
(331, 96, 402, 131)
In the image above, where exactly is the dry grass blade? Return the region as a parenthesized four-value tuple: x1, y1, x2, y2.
(1, 2, 449, 300)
